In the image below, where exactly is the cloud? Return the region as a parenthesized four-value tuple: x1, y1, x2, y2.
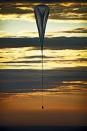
(0, 31, 14, 37)
(2, 60, 42, 63)
(0, 37, 87, 49)
(0, 2, 87, 20)
(0, 2, 35, 21)
(0, 13, 35, 21)
(49, 12, 87, 20)
(45, 29, 87, 38)
(62, 27, 87, 33)
(45, 37, 87, 49)
(48, 2, 87, 20)
(17, 31, 38, 37)
(52, 58, 87, 63)
(0, 42, 87, 70)
(0, 7, 32, 14)
(0, 14, 20, 20)
(0, 0, 87, 3)
(24, 55, 55, 59)
(0, 3, 33, 14)
(78, 58, 87, 61)
(0, 28, 87, 38)
(0, 67, 87, 92)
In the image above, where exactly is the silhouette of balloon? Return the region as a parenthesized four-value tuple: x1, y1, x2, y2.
(34, 5, 50, 110)
(34, 5, 49, 50)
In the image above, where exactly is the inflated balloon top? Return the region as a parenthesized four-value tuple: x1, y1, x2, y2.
(34, 5, 50, 50)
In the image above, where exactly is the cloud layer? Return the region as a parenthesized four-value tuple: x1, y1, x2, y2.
(0, 68, 87, 92)
(0, 37, 87, 49)
(0, 2, 87, 20)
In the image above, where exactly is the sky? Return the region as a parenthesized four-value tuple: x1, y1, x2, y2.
(0, 0, 87, 126)
(0, 0, 87, 70)
(0, 0, 87, 38)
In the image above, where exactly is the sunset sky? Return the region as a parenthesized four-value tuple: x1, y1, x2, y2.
(0, 0, 87, 69)
(0, 0, 87, 127)
(0, 1, 87, 38)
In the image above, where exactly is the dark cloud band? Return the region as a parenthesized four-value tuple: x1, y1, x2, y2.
(0, 37, 87, 50)
(0, 0, 87, 3)
(0, 67, 87, 92)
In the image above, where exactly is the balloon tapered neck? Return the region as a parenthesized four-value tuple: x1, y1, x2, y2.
(40, 38, 44, 50)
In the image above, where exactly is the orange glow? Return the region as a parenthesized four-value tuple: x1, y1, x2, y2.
(0, 91, 87, 111)
(0, 91, 87, 125)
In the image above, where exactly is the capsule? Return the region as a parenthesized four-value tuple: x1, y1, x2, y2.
(42, 105, 44, 109)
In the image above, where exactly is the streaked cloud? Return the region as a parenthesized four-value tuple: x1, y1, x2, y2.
(0, 28, 87, 38)
(0, 68, 87, 91)
(16, 31, 38, 38)
(49, 2, 87, 20)
(0, 2, 87, 20)
(0, 31, 14, 37)
(0, 14, 34, 21)
(62, 27, 87, 33)
(0, 6, 32, 14)
(0, 80, 87, 94)
(0, 46, 87, 69)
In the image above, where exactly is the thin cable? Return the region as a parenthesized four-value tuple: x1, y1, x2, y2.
(42, 48, 44, 109)
(41, 40, 44, 109)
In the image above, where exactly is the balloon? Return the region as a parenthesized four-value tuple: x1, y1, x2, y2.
(34, 5, 49, 109)
(34, 5, 49, 50)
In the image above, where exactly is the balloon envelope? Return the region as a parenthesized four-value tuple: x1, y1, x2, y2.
(34, 5, 49, 49)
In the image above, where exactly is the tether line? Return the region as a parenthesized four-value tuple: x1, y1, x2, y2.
(41, 40, 44, 109)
